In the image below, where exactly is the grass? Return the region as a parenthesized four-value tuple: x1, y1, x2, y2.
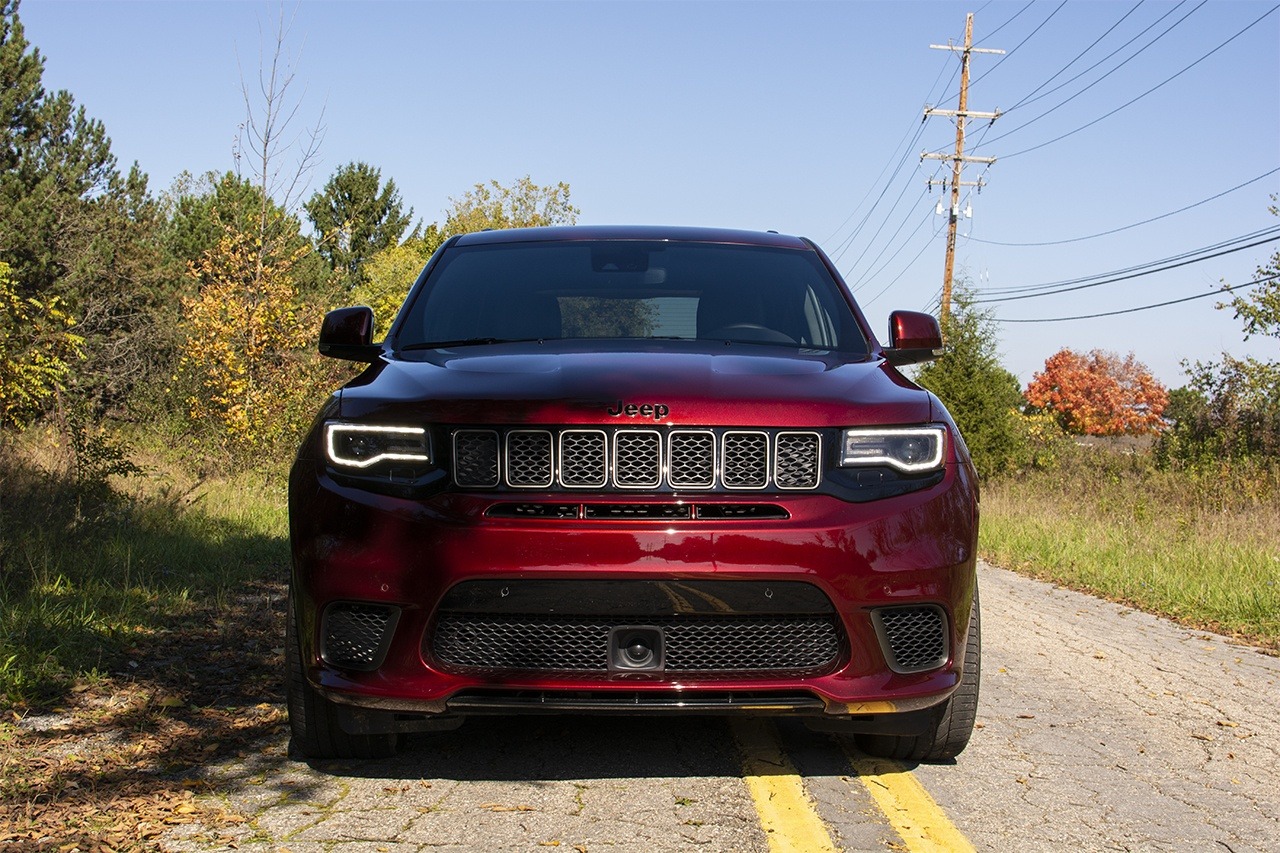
(0, 429, 291, 708)
(980, 444, 1280, 652)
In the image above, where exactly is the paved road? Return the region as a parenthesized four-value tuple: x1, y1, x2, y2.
(162, 563, 1280, 852)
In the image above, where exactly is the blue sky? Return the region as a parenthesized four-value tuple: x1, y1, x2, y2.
(19, 0, 1280, 386)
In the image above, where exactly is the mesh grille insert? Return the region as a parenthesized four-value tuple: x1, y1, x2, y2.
(506, 431, 553, 488)
(668, 431, 716, 488)
(613, 431, 662, 488)
(454, 430, 499, 488)
(722, 432, 770, 489)
(560, 431, 607, 487)
(873, 606, 948, 673)
(775, 433, 822, 489)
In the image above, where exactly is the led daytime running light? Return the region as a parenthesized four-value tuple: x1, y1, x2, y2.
(326, 423, 430, 469)
(840, 426, 946, 473)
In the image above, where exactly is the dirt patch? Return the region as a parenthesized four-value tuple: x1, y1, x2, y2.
(0, 581, 288, 852)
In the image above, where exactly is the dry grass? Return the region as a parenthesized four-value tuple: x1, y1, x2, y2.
(981, 444, 1280, 652)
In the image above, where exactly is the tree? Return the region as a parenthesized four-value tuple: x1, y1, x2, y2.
(174, 8, 337, 455)
(0, 260, 82, 431)
(1, 0, 170, 415)
(352, 227, 444, 338)
(914, 286, 1030, 477)
(1025, 348, 1168, 436)
(177, 229, 314, 451)
(305, 161, 414, 288)
(443, 175, 578, 235)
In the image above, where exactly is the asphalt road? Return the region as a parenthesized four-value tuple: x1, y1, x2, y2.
(161, 563, 1280, 852)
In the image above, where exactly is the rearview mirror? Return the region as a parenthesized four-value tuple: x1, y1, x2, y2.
(318, 306, 381, 362)
(882, 310, 943, 366)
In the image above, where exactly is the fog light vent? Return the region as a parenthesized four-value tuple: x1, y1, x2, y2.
(321, 602, 400, 671)
(872, 605, 948, 673)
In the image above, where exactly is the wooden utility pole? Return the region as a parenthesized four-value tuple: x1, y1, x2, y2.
(922, 13, 1003, 328)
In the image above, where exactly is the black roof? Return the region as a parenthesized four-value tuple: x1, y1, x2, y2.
(452, 225, 811, 250)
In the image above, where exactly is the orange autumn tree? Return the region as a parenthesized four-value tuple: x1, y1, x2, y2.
(1025, 348, 1169, 435)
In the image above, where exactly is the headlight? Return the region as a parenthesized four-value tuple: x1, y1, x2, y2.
(325, 423, 430, 469)
(840, 426, 946, 473)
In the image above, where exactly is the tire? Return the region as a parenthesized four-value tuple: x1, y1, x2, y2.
(857, 587, 981, 763)
(286, 591, 399, 760)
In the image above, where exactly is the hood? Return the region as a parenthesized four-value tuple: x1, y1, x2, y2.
(337, 341, 931, 428)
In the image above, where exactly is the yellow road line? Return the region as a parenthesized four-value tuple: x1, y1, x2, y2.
(846, 751, 976, 853)
(731, 718, 838, 853)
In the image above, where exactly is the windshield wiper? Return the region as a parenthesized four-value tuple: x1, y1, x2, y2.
(398, 337, 549, 351)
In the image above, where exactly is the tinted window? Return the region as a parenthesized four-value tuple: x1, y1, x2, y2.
(396, 241, 867, 354)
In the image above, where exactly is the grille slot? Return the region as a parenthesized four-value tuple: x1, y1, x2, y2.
(559, 430, 607, 487)
(506, 431, 553, 488)
(321, 602, 399, 671)
(430, 613, 841, 674)
(775, 433, 822, 489)
(721, 432, 770, 489)
(872, 606, 949, 673)
(454, 430, 500, 488)
(613, 430, 662, 489)
(668, 430, 716, 488)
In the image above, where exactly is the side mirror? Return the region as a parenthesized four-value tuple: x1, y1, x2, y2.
(883, 310, 944, 366)
(318, 306, 381, 362)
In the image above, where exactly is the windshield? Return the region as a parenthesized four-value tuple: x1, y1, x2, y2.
(395, 240, 868, 354)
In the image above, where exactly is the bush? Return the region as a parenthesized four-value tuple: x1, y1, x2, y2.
(914, 287, 1032, 477)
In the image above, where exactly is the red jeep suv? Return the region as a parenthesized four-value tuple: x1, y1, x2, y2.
(288, 226, 980, 761)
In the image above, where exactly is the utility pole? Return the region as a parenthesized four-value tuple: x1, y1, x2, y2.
(922, 12, 1003, 328)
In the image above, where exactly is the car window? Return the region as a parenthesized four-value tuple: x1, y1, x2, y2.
(396, 240, 868, 354)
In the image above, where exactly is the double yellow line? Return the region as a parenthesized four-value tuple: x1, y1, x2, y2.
(731, 719, 974, 852)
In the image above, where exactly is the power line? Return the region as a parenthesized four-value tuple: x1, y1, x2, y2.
(974, 0, 1204, 151)
(998, 272, 1279, 323)
(1002, 1, 1147, 113)
(975, 228, 1280, 303)
(998, 4, 1280, 161)
(965, 168, 1280, 247)
(967, 0, 1068, 92)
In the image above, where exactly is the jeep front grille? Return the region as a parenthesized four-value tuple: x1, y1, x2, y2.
(452, 428, 822, 492)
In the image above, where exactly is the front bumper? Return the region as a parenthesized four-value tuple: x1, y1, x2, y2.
(289, 454, 978, 726)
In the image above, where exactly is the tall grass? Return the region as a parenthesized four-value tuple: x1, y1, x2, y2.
(0, 431, 291, 707)
(981, 443, 1280, 651)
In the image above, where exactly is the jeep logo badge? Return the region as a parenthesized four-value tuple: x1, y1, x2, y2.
(606, 401, 670, 421)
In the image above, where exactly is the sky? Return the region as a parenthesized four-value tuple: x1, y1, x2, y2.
(17, 0, 1280, 387)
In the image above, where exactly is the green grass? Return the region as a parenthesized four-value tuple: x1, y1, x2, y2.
(980, 447, 1280, 651)
(0, 435, 291, 708)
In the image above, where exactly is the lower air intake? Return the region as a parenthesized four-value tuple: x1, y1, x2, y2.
(872, 605, 948, 673)
(430, 614, 841, 675)
(321, 602, 399, 671)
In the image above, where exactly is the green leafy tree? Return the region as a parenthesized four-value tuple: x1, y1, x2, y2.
(0, 0, 170, 414)
(305, 161, 414, 288)
(914, 286, 1031, 477)
(443, 175, 579, 235)
(0, 260, 82, 431)
(352, 226, 444, 338)
(1158, 205, 1280, 467)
